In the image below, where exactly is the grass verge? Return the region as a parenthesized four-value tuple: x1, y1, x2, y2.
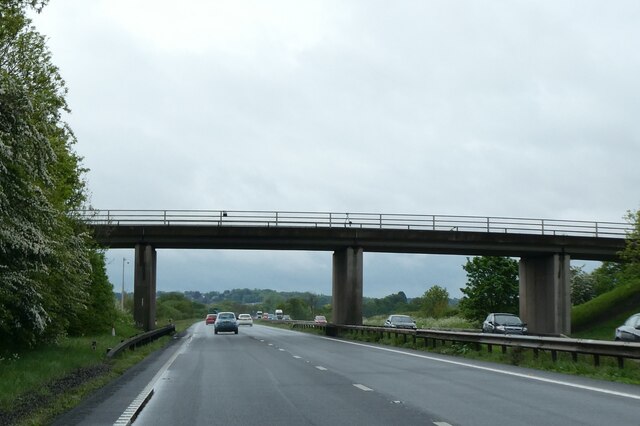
(0, 318, 199, 426)
(341, 329, 640, 385)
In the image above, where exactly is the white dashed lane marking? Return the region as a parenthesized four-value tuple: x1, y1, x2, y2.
(353, 384, 373, 391)
(320, 337, 640, 401)
(433, 422, 453, 426)
(315, 366, 328, 371)
(293, 355, 302, 359)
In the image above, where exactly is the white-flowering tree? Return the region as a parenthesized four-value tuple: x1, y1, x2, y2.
(0, 1, 114, 350)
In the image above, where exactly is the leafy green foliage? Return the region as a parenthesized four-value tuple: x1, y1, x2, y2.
(458, 256, 519, 322)
(570, 265, 595, 305)
(67, 251, 118, 335)
(281, 297, 312, 320)
(362, 291, 408, 317)
(421, 285, 449, 318)
(592, 261, 623, 296)
(156, 293, 207, 321)
(620, 209, 640, 277)
(1, 1, 115, 352)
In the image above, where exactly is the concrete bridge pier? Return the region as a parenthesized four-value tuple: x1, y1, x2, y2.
(519, 254, 571, 336)
(134, 244, 157, 331)
(332, 247, 363, 325)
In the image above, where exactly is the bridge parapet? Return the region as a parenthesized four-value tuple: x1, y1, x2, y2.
(76, 209, 631, 239)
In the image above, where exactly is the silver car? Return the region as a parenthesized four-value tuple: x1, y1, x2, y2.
(615, 313, 640, 342)
(237, 314, 253, 326)
(384, 315, 417, 330)
(482, 313, 527, 335)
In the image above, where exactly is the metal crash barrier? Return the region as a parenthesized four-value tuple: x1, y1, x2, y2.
(106, 324, 176, 359)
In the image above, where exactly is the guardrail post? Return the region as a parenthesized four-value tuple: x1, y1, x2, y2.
(594, 354, 600, 367)
(618, 357, 624, 369)
(551, 350, 557, 362)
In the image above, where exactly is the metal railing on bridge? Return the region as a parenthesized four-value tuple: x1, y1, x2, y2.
(76, 209, 632, 239)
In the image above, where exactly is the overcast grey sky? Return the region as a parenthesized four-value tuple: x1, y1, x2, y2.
(31, 1, 639, 299)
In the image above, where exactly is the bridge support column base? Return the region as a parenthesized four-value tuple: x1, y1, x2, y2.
(134, 244, 157, 331)
(332, 247, 363, 325)
(519, 254, 570, 335)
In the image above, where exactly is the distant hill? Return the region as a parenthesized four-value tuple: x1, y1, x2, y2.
(168, 288, 332, 306)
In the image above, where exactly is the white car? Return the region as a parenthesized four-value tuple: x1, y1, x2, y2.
(237, 314, 253, 326)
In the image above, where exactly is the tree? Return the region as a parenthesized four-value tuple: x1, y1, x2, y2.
(570, 265, 595, 305)
(362, 292, 409, 317)
(68, 250, 118, 335)
(592, 261, 623, 296)
(620, 209, 640, 276)
(0, 1, 103, 350)
(282, 297, 311, 320)
(458, 256, 519, 322)
(421, 285, 449, 318)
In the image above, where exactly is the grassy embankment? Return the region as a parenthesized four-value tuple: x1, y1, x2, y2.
(0, 317, 199, 426)
(571, 277, 640, 340)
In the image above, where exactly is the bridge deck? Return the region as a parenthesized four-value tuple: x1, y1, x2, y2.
(90, 224, 625, 261)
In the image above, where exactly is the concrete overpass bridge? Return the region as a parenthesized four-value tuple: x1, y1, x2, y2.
(82, 209, 631, 335)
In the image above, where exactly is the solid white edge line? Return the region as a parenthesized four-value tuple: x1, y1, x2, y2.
(317, 335, 640, 401)
(112, 333, 191, 425)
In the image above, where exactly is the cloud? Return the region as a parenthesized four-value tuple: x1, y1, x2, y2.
(32, 1, 640, 298)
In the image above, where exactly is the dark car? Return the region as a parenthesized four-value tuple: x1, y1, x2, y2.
(214, 312, 238, 334)
(482, 313, 527, 335)
(384, 315, 417, 330)
(615, 313, 640, 342)
(205, 313, 216, 325)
